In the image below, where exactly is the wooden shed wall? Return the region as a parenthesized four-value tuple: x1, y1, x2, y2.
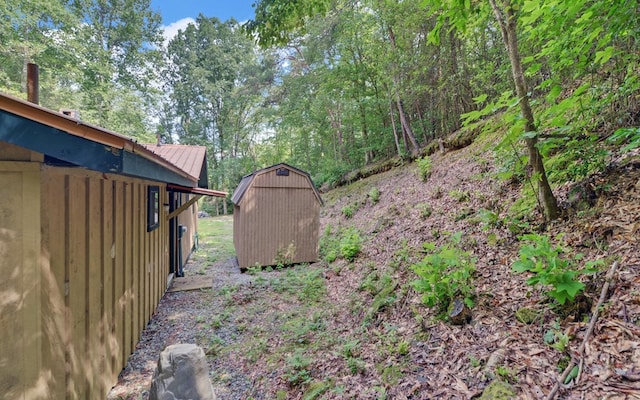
(0, 160, 170, 399)
(0, 161, 42, 399)
(234, 169, 320, 269)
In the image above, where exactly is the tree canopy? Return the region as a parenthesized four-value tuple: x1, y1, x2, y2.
(1, 0, 638, 217)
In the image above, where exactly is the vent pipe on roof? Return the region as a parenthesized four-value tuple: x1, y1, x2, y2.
(27, 63, 39, 105)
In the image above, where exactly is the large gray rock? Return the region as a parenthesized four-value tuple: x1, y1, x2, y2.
(149, 344, 216, 400)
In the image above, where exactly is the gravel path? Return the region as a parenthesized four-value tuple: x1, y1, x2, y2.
(107, 256, 256, 400)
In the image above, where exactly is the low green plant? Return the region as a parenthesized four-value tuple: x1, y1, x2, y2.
(369, 187, 380, 204)
(411, 232, 476, 313)
(342, 205, 355, 219)
(608, 127, 640, 152)
(476, 209, 500, 230)
(340, 227, 362, 261)
(417, 203, 432, 218)
(417, 156, 432, 181)
(544, 321, 570, 353)
(284, 348, 313, 386)
(320, 226, 364, 262)
(449, 190, 470, 202)
(512, 234, 602, 305)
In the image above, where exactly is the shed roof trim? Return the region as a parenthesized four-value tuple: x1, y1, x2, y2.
(231, 163, 323, 205)
(0, 92, 206, 186)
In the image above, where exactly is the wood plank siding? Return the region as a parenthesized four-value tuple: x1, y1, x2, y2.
(0, 162, 170, 399)
(0, 162, 42, 399)
(233, 164, 322, 269)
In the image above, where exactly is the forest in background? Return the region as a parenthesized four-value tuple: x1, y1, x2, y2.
(2, 0, 639, 220)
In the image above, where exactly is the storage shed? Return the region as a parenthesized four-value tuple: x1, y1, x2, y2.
(232, 163, 323, 269)
(0, 92, 226, 399)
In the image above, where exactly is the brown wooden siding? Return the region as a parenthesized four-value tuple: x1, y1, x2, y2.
(0, 162, 42, 399)
(234, 168, 320, 269)
(0, 163, 172, 399)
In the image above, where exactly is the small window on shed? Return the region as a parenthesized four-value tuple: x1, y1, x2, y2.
(147, 186, 160, 232)
(276, 167, 289, 176)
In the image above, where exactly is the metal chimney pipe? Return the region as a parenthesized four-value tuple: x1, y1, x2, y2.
(27, 63, 39, 104)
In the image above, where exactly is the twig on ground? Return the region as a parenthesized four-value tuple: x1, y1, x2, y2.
(545, 260, 619, 400)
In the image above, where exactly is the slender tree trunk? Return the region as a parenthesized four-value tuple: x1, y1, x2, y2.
(358, 101, 373, 164)
(389, 96, 402, 156)
(489, 0, 559, 221)
(387, 25, 420, 154)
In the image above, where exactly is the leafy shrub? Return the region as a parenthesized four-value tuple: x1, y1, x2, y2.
(369, 187, 380, 204)
(320, 225, 363, 262)
(608, 127, 640, 152)
(417, 156, 432, 182)
(341, 205, 355, 219)
(411, 232, 476, 313)
(512, 234, 602, 305)
(340, 227, 362, 261)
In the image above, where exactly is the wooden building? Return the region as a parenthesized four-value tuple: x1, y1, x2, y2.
(231, 163, 323, 269)
(0, 92, 226, 399)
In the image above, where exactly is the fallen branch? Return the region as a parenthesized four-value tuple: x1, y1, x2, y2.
(545, 260, 619, 400)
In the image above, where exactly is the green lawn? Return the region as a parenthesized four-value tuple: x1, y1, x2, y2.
(196, 215, 235, 263)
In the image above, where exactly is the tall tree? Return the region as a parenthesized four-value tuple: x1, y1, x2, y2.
(164, 16, 269, 191)
(69, 0, 163, 137)
(488, 0, 558, 220)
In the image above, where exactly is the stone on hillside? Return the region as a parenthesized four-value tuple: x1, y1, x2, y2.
(149, 343, 216, 400)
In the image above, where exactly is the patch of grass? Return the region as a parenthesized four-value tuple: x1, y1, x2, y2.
(195, 215, 235, 262)
(320, 225, 364, 262)
(269, 265, 326, 302)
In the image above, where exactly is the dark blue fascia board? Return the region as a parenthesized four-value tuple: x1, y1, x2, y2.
(121, 151, 194, 186)
(0, 109, 121, 172)
(0, 109, 194, 186)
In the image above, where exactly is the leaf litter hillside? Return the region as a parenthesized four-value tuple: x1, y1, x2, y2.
(109, 129, 640, 400)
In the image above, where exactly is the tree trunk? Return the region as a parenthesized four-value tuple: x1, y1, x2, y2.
(387, 25, 420, 154)
(489, 0, 559, 221)
(389, 96, 402, 156)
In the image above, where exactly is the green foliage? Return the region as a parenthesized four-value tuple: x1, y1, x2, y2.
(369, 187, 381, 204)
(543, 135, 608, 184)
(449, 190, 470, 202)
(320, 226, 364, 262)
(302, 381, 331, 399)
(512, 234, 603, 305)
(271, 266, 326, 302)
(417, 156, 432, 182)
(544, 321, 570, 352)
(475, 209, 500, 230)
(365, 275, 397, 322)
(417, 203, 432, 219)
(341, 205, 355, 219)
(340, 228, 363, 261)
(411, 233, 476, 313)
(284, 348, 313, 386)
(608, 127, 640, 152)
